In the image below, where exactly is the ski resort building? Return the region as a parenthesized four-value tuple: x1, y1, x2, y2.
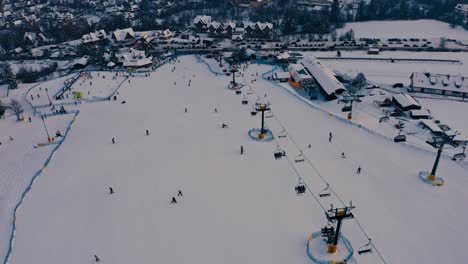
(116, 48, 153, 68)
(409, 72, 468, 98)
(300, 56, 347, 100)
(392, 93, 422, 111)
(287, 63, 314, 88)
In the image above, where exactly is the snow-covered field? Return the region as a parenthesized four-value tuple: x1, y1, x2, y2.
(337, 20, 468, 40)
(2, 55, 468, 264)
(307, 50, 468, 86)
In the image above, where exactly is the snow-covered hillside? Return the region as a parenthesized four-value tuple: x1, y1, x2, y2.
(2, 56, 468, 264)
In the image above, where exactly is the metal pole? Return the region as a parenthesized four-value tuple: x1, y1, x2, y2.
(430, 145, 443, 176)
(41, 116, 51, 140)
(333, 217, 343, 246)
(261, 110, 265, 133)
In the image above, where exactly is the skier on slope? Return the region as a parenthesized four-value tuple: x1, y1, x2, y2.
(329, 132, 333, 142)
(178, 190, 183, 197)
(112, 137, 115, 144)
(357, 166, 362, 174)
(341, 152, 346, 158)
(109, 187, 114, 194)
(171, 197, 177, 204)
(240, 145, 244, 155)
(94, 255, 100, 262)
(146, 130, 150, 136)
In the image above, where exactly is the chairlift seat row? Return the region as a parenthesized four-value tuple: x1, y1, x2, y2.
(358, 239, 373, 255)
(319, 184, 331, 197)
(394, 135, 406, 143)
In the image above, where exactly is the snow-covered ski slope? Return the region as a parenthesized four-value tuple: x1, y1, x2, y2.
(6, 56, 468, 264)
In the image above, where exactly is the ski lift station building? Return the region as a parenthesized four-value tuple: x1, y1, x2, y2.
(300, 56, 347, 100)
(392, 93, 422, 111)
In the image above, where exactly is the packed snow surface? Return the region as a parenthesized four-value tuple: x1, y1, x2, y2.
(337, 20, 468, 40)
(3, 56, 468, 264)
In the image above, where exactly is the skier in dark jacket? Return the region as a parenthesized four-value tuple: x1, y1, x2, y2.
(240, 145, 244, 155)
(109, 187, 114, 194)
(178, 190, 183, 197)
(171, 197, 177, 204)
(112, 137, 115, 144)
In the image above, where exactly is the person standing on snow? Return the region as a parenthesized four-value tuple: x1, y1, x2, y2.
(357, 166, 361, 174)
(171, 197, 177, 204)
(240, 145, 244, 155)
(341, 152, 346, 158)
(109, 187, 114, 194)
(146, 130, 150, 136)
(178, 190, 183, 197)
(329, 132, 333, 142)
(112, 137, 115, 144)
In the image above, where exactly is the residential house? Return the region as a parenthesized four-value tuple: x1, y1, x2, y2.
(193, 15, 211, 32)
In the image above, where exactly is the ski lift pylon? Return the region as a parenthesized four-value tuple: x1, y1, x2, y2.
(358, 238, 373, 255)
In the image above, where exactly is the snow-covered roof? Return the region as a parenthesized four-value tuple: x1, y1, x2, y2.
(300, 56, 346, 96)
(275, 72, 291, 79)
(410, 109, 431, 117)
(411, 72, 468, 94)
(420, 120, 443, 133)
(159, 29, 173, 39)
(288, 63, 313, 83)
(113, 28, 136, 41)
(455, 4, 468, 13)
(392, 93, 421, 109)
(276, 51, 290, 60)
(117, 48, 153, 67)
(82, 30, 107, 44)
(194, 15, 211, 25)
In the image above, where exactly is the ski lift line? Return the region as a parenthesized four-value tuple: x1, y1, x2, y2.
(245, 67, 387, 264)
(249, 92, 388, 264)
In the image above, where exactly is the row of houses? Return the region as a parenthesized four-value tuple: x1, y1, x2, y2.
(193, 15, 273, 39)
(409, 72, 468, 98)
(81, 28, 174, 45)
(230, 0, 272, 8)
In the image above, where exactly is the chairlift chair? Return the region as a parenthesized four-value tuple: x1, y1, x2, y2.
(394, 129, 406, 143)
(250, 109, 257, 116)
(295, 150, 304, 163)
(342, 105, 352, 112)
(295, 179, 306, 195)
(242, 97, 248, 105)
(235, 90, 241, 95)
(278, 129, 287, 138)
(274, 145, 286, 160)
(452, 147, 466, 161)
(394, 134, 406, 142)
(319, 183, 331, 197)
(358, 239, 373, 255)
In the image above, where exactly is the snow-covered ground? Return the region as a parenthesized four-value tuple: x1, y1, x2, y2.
(27, 71, 128, 108)
(419, 98, 468, 136)
(2, 55, 468, 264)
(306, 50, 468, 86)
(0, 84, 75, 261)
(337, 20, 468, 40)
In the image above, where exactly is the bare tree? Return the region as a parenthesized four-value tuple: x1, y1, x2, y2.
(350, 72, 367, 94)
(439, 37, 447, 49)
(0, 99, 8, 119)
(9, 99, 23, 121)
